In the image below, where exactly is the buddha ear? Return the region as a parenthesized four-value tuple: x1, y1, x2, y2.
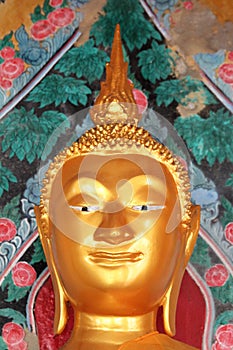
(184, 205, 200, 265)
(162, 204, 200, 337)
(162, 241, 186, 337)
(34, 205, 68, 335)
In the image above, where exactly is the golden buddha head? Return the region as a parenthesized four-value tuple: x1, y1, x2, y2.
(34, 25, 200, 348)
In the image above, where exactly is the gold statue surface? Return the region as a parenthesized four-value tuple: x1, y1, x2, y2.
(35, 25, 200, 350)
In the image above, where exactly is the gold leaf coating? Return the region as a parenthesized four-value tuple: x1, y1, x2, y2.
(90, 24, 141, 125)
(39, 123, 192, 237)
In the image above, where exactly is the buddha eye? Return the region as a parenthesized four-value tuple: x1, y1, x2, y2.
(70, 205, 100, 213)
(131, 205, 165, 211)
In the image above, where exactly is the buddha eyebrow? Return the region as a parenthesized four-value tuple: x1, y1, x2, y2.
(126, 175, 167, 188)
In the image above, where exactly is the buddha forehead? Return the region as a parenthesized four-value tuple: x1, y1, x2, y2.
(60, 149, 170, 186)
(53, 150, 175, 206)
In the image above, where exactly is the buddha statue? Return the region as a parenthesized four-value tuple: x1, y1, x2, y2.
(34, 25, 200, 350)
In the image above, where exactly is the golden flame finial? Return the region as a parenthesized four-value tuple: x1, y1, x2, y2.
(90, 24, 141, 125)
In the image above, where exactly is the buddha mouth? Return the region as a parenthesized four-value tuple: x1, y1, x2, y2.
(88, 251, 144, 265)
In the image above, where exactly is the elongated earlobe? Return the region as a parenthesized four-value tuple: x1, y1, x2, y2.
(162, 204, 200, 336)
(184, 205, 200, 265)
(34, 206, 68, 334)
(162, 238, 186, 336)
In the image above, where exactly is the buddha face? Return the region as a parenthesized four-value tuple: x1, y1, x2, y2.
(48, 149, 186, 316)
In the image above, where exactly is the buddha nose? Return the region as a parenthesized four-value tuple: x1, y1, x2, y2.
(93, 208, 135, 245)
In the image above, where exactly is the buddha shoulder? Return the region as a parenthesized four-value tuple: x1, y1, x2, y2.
(119, 332, 199, 350)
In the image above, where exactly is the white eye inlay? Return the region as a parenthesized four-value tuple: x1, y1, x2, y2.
(131, 205, 165, 211)
(70, 205, 100, 213)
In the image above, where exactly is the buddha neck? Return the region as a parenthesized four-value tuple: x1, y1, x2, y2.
(62, 310, 157, 350)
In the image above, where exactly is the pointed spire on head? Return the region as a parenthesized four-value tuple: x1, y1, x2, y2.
(90, 24, 141, 125)
(111, 23, 123, 60)
(108, 24, 125, 88)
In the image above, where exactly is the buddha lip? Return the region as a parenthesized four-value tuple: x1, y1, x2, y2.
(88, 251, 143, 264)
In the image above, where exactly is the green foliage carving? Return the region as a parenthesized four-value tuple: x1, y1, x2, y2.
(128, 71, 143, 91)
(0, 195, 21, 227)
(137, 41, 173, 83)
(0, 162, 17, 197)
(225, 174, 233, 188)
(0, 308, 26, 326)
(190, 236, 211, 267)
(211, 275, 233, 304)
(155, 76, 217, 107)
(1, 273, 30, 302)
(30, 0, 68, 22)
(27, 74, 91, 108)
(30, 238, 46, 264)
(0, 30, 14, 65)
(213, 310, 233, 334)
(90, 0, 161, 51)
(31, 0, 53, 22)
(174, 109, 233, 166)
(31, 5, 47, 22)
(0, 337, 7, 350)
(220, 196, 233, 227)
(0, 107, 69, 163)
(0, 31, 14, 50)
(55, 39, 109, 84)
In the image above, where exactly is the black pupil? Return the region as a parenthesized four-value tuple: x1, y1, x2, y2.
(81, 206, 88, 212)
(141, 205, 148, 211)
